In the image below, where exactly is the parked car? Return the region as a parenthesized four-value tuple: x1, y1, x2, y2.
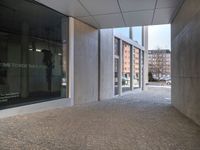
(160, 76, 171, 81)
(166, 79, 171, 85)
(122, 77, 129, 85)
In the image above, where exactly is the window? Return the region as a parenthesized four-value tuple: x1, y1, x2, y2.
(122, 42, 131, 92)
(114, 38, 120, 56)
(132, 27, 143, 45)
(133, 48, 140, 88)
(114, 27, 130, 38)
(0, 0, 69, 108)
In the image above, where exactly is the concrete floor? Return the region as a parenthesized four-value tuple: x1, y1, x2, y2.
(0, 87, 200, 150)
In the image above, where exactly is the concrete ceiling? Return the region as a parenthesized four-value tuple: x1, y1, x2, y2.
(35, 0, 184, 28)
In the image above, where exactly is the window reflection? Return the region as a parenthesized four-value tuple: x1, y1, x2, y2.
(114, 38, 120, 95)
(122, 42, 131, 92)
(114, 27, 130, 38)
(133, 48, 140, 88)
(132, 27, 143, 45)
(0, 0, 68, 108)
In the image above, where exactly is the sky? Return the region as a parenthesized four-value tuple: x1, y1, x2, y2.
(113, 27, 142, 45)
(148, 24, 171, 50)
(113, 24, 171, 50)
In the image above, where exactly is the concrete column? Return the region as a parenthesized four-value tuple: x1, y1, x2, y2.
(119, 40, 123, 95)
(141, 51, 145, 90)
(99, 29, 114, 100)
(139, 50, 142, 89)
(68, 17, 74, 105)
(130, 27, 133, 40)
(143, 26, 149, 90)
(73, 19, 98, 104)
(130, 46, 134, 91)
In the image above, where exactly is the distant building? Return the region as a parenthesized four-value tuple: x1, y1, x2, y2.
(122, 43, 140, 79)
(148, 49, 171, 78)
(134, 48, 140, 80)
(122, 43, 131, 78)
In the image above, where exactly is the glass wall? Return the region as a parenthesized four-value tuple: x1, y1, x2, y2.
(122, 42, 131, 92)
(0, 0, 68, 109)
(132, 27, 143, 45)
(133, 48, 140, 88)
(114, 27, 130, 38)
(113, 35, 145, 95)
(114, 38, 120, 95)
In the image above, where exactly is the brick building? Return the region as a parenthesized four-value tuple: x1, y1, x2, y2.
(148, 49, 171, 79)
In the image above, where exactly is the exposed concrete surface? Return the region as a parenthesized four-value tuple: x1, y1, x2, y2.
(99, 29, 114, 100)
(74, 19, 99, 104)
(143, 26, 149, 90)
(0, 87, 200, 150)
(171, 0, 200, 125)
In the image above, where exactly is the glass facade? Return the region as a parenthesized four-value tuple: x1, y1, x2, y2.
(133, 48, 140, 88)
(114, 38, 120, 95)
(114, 37, 144, 95)
(122, 42, 131, 92)
(0, 0, 68, 109)
(114, 27, 130, 38)
(132, 27, 143, 45)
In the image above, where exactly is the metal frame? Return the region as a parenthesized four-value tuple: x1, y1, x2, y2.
(113, 31, 145, 96)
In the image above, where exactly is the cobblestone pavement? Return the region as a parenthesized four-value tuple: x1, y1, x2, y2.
(0, 87, 200, 150)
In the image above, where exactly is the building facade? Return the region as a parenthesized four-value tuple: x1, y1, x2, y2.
(148, 49, 171, 79)
(122, 43, 131, 78)
(0, 0, 148, 115)
(1, 0, 199, 128)
(114, 27, 147, 94)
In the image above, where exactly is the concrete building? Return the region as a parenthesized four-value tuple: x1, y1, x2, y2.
(148, 49, 171, 79)
(0, 0, 147, 115)
(0, 0, 200, 127)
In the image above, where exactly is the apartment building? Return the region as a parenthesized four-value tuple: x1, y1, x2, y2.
(148, 49, 171, 79)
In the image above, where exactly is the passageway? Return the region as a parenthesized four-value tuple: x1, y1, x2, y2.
(0, 87, 199, 150)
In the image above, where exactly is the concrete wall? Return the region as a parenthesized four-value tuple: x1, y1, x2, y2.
(99, 29, 114, 100)
(171, 0, 200, 125)
(74, 19, 99, 104)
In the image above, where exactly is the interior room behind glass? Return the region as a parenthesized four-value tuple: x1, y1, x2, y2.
(0, 0, 68, 108)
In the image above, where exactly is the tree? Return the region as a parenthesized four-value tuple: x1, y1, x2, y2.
(149, 48, 165, 80)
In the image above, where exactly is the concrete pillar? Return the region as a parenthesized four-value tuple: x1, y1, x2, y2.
(68, 17, 74, 105)
(143, 26, 149, 90)
(99, 29, 114, 100)
(130, 46, 134, 91)
(119, 40, 123, 95)
(139, 50, 142, 88)
(73, 19, 98, 104)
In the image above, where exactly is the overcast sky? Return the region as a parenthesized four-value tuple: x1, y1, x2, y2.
(148, 24, 171, 50)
